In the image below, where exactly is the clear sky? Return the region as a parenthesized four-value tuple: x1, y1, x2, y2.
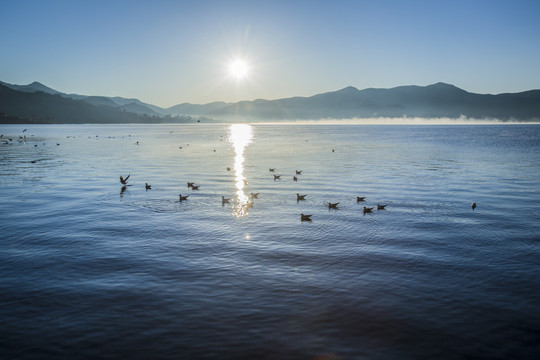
(1, 0, 539, 108)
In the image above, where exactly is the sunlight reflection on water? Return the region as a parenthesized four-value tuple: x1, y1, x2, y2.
(228, 124, 254, 217)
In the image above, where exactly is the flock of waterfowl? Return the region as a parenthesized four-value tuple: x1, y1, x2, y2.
(3, 129, 478, 218)
(107, 124, 477, 218)
(118, 166, 397, 222)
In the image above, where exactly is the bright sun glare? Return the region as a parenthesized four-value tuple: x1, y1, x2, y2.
(229, 59, 248, 80)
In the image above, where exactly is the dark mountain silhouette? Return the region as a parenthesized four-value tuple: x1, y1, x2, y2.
(168, 82, 540, 121)
(0, 81, 166, 117)
(0, 83, 192, 124)
(0, 81, 62, 95)
(1, 80, 539, 123)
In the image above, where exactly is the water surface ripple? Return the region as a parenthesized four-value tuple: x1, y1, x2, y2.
(1, 124, 539, 359)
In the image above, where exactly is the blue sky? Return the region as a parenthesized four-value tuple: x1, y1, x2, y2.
(1, 0, 539, 107)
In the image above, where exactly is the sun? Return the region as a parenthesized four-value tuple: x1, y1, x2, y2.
(229, 59, 248, 80)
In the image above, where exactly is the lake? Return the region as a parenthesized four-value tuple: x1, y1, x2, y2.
(1, 123, 539, 359)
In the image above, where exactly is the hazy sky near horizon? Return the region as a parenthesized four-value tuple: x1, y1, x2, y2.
(1, 0, 539, 107)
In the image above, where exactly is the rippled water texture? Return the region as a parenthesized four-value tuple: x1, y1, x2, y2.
(1, 123, 539, 359)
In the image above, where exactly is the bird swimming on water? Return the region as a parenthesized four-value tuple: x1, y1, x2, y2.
(297, 193, 307, 201)
(269, 168, 275, 172)
(471, 202, 477, 210)
(328, 202, 339, 209)
(357, 196, 366, 202)
(296, 170, 302, 175)
(222, 196, 231, 204)
(145, 183, 151, 190)
(293, 176, 298, 181)
(191, 185, 200, 190)
(274, 175, 281, 180)
(187, 182, 195, 188)
(250, 192, 259, 199)
(179, 194, 189, 201)
(120, 174, 130, 185)
(363, 206, 374, 213)
(377, 204, 387, 210)
(300, 214, 312, 221)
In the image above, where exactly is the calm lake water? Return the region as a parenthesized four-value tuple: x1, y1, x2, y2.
(1, 123, 539, 359)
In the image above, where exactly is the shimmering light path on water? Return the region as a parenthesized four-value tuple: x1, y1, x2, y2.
(229, 124, 254, 217)
(0, 124, 539, 359)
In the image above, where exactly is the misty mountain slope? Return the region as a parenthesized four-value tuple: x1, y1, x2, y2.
(108, 97, 168, 115)
(0, 81, 167, 117)
(167, 102, 231, 116)
(83, 96, 119, 107)
(221, 82, 540, 120)
(0, 81, 62, 95)
(0, 84, 158, 123)
(186, 82, 540, 120)
(2, 80, 539, 122)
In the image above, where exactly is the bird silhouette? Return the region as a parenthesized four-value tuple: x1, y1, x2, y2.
(328, 202, 339, 209)
(179, 194, 189, 201)
(471, 202, 477, 210)
(364, 206, 374, 213)
(145, 183, 151, 190)
(300, 214, 312, 221)
(222, 196, 231, 204)
(274, 175, 281, 180)
(296, 193, 307, 201)
(120, 174, 130, 185)
(356, 196, 366, 202)
(377, 204, 387, 210)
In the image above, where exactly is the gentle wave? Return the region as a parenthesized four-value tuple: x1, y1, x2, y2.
(1, 123, 539, 359)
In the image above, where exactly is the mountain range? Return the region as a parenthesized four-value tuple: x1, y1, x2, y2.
(1, 80, 539, 123)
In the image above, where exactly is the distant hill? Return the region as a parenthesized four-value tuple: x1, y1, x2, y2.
(108, 96, 167, 115)
(0, 81, 167, 117)
(0, 84, 192, 124)
(165, 82, 540, 121)
(0, 81, 62, 95)
(1, 80, 539, 123)
(167, 101, 230, 116)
